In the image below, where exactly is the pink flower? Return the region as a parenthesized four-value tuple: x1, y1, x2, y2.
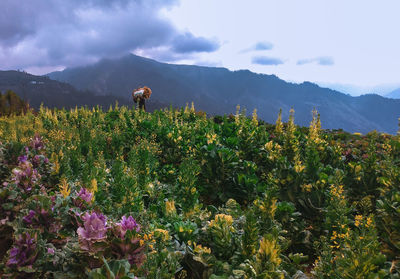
(30, 134, 44, 150)
(120, 216, 140, 232)
(116, 216, 140, 238)
(77, 212, 108, 251)
(11, 161, 40, 191)
(77, 188, 93, 203)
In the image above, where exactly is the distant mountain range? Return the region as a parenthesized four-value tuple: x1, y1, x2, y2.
(0, 70, 126, 109)
(1, 54, 399, 134)
(385, 88, 400, 99)
(48, 54, 400, 134)
(0, 70, 164, 111)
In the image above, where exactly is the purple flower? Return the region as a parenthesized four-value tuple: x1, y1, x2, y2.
(77, 188, 93, 203)
(77, 212, 108, 251)
(6, 233, 38, 268)
(47, 248, 55, 255)
(117, 216, 140, 238)
(21, 206, 60, 233)
(11, 161, 40, 191)
(30, 134, 44, 150)
(32, 155, 41, 168)
(31, 154, 50, 168)
(120, 216, 140, 232)
(23, 210, 36, 224)
(18, 155, 28, 163)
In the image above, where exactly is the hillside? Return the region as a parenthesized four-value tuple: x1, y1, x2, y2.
(48, 54, 400, 134)
(0, 70, 132, 110)
(1, 106, 399, 277)
(0, 70, 166, 111)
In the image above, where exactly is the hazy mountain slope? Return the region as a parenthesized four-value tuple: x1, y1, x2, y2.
(386, 88, 400, 99)
(0, 70, 168, 111)
(48, 54, 400, 134)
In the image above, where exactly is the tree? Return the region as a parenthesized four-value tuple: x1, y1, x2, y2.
(0, 90, 29, 116)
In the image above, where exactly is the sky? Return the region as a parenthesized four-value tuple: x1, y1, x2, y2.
(1, 0, 399, 95)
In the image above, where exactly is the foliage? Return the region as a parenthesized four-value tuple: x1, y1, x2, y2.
(0, 104, 399, 278)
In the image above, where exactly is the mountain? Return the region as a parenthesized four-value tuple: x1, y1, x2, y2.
(385, 88, 400, 99)
(317, 82, 400, 97)
(0, 70, 166, 111)
(48, 54, 400, 134)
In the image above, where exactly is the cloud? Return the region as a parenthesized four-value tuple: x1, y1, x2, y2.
(254, 42, 274, 51)
(297, 56, 334, 66)
(193, 60, 223, 67)
(171, 32, 220, 53)
(0, 0, 217, 71)
(252, 56, 283, 66)
(137, 46, 195, 62)
(240, 41, 273, 53)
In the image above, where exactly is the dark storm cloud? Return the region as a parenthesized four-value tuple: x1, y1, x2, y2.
(0, 0, 217, 70)
(171, 33, 220, 53)
(252, 56, 283, 66)
(297, 56, 334, 66)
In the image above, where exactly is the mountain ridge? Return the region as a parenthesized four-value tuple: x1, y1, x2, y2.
(386, 88, 400, 99)
(48, 54, 400, 134)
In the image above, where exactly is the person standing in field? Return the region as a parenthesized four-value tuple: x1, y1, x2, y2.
(132, 86, 152, 111)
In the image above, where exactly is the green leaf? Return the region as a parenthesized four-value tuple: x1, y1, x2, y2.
(2, 202, 14, 210)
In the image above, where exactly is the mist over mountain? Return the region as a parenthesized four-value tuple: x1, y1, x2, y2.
(317, 82, 400, 97)
(48, 54, 400, 134)
(386, 88, 400, 99)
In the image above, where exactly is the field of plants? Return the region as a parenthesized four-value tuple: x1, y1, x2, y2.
(0, 103, 399, 278)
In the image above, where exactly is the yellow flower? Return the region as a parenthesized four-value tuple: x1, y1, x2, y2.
(294, 162, 305, 173)
(191, 242, 211, 254)
(275, 109, 283, 134)
(165, 200, 176, 216)
(331, 231, 338, 241)
(154, 229, 170, 241)
(51, 152, 60, 174)
(257, 237, 281, 266)
(366, 216, 373, 228)
(330, 184, 345, 202)
(59, 178, 71, 198)
(206, 133, 217, 145)
(264, 141, 274, 151)
(209, 214, 234, 227)
(355, 215, 363, 227)
(252, 109, 258, 126)
(302, 183, 312, 192)
(90, 178, 98, 193)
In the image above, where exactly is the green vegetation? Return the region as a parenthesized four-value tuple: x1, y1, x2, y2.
(0, 90, 29, 116)
(0, 103, 399, 278)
